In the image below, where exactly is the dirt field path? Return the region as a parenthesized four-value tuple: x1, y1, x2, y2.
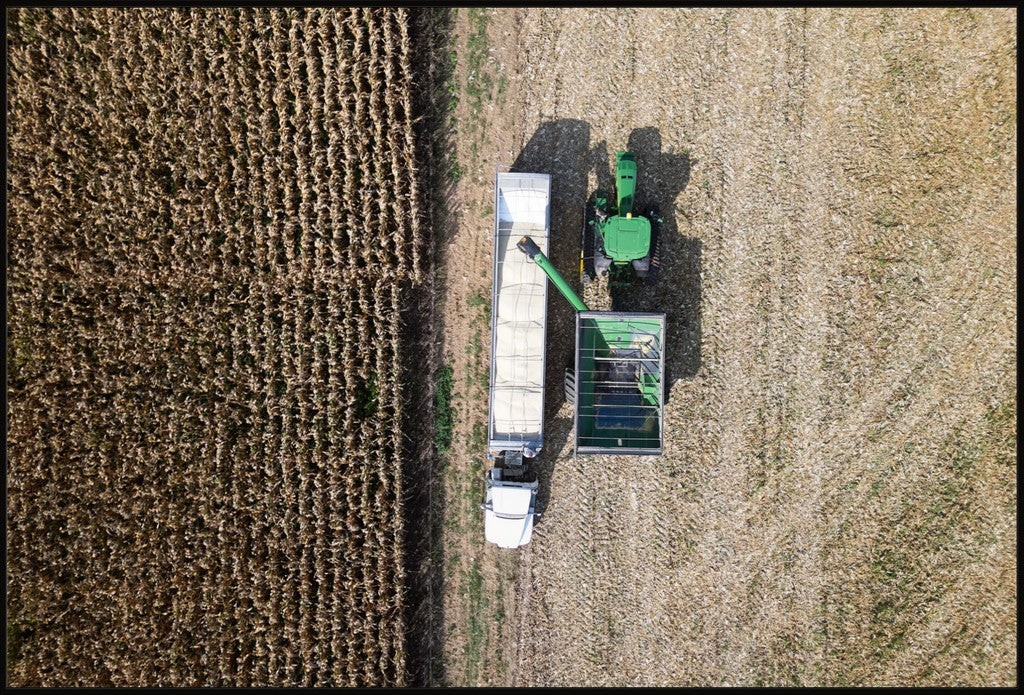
(439, 8, 1015, 687)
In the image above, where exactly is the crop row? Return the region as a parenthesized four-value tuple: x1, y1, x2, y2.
(7, 8, 426, 686)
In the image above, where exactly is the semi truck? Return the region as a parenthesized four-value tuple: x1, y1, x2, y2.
(482, 170, 549, 549)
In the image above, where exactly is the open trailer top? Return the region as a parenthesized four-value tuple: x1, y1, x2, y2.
(487, 171, 550, 458)
(573, 311, 665, 456)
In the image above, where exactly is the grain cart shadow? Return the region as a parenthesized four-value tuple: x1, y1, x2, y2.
(610, 126, 700, 395)
(510, 119, 592, 519)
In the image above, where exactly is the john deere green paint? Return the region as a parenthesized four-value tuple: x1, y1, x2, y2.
(515, 235, 666, 455)
(515, 236, 587, 311)
(574, 311, 665, 455)
(582, 150, 664, 288)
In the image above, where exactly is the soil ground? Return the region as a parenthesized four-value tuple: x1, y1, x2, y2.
(437, 7, 1016, 687)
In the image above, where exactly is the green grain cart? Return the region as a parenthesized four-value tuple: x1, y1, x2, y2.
(516, 237, 665, 455)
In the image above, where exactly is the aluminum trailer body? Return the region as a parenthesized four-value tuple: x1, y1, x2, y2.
(487, 171, 550, 458)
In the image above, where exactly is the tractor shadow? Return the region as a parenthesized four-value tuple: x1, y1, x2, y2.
(510, 119, 592, 517)
(606, 126, 701, 394)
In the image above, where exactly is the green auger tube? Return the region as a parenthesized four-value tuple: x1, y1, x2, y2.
(516, 236, 589, 312)
(615, 150, 637, 216)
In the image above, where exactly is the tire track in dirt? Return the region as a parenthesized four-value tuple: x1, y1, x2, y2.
(689, 9, 834, 683)
(779, 9, 830, 684)
(717, 8, 832, 685)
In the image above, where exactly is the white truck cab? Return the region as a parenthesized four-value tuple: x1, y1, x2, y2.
(482, 467, 539, 549)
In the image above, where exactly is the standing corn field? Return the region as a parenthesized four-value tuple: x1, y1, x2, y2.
(7, 7, 437, 686)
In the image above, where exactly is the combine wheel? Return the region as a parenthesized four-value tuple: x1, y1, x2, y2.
(564, 366, 576, 405)
(644, 206, 663, 286)
(581, 202, 597, 284)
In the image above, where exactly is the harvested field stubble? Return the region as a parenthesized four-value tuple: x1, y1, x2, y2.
(437, 7, 1015, 687)
(7, 7, 429, 686)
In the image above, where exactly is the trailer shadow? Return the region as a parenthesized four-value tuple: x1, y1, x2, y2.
(510, 119, 593, 517)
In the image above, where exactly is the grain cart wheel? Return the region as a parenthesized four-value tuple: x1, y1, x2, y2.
(581, 202, 597, 284)
(644, 206, 663, 286)
(564, 366, 576, 405)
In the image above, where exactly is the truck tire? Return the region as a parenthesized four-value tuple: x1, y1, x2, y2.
(564, 366, 576, 405)
(644, 206, 663, 286)
(581, 202, 596, 284)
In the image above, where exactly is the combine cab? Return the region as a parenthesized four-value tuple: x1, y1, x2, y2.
(582, 150, 664, 287)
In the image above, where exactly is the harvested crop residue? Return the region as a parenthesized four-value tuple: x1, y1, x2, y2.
(440, 7, 1015, 687)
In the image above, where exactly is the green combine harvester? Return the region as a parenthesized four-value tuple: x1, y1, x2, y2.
(517, 161, 666, 455)
(582, 150, 665, 287)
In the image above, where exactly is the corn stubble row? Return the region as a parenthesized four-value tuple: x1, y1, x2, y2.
(7, 8, 425, 686)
